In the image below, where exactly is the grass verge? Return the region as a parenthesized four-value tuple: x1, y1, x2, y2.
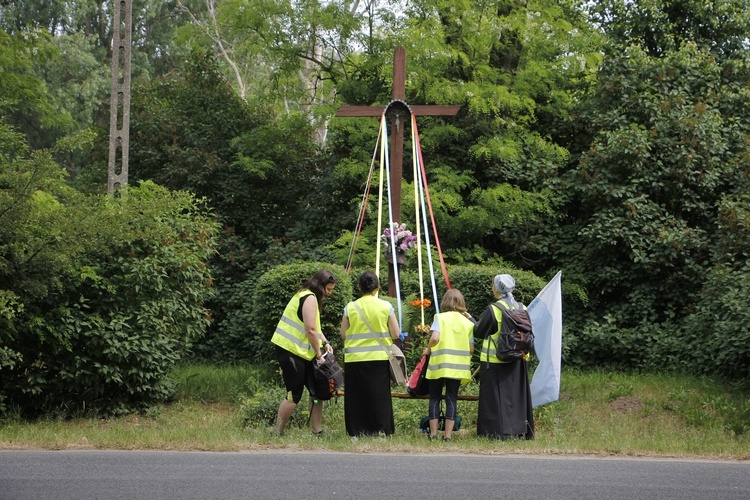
(1, 364, 748, 459)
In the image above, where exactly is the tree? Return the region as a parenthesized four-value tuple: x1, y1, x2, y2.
(126, 51, 350, 360)
(555, 3, 750, 317)
(328, 0, 602, 267)
(590, 0, 750, 59)
(538, 1, 750, 375)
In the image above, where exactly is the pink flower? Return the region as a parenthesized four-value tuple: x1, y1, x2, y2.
(381, 223, 418, 252)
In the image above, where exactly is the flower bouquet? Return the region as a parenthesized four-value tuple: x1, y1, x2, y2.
(382, 223, 418, 264)
(381, 223, 418, 252)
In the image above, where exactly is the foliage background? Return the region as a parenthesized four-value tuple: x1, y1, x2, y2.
(2, 0, 750, 417)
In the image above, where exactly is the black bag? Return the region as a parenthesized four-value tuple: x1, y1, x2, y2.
(420, 412, 462, 432)
(490, 301, 534, 361)
(311, 352, 344, 401)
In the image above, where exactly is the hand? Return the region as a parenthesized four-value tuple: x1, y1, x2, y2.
(422, 347, 430, 356)
(325, 343, 333, 354)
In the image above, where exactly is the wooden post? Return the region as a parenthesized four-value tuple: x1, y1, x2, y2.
(389, 46, 406, 229)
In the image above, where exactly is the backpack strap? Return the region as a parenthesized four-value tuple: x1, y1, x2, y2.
(482, 303, 505, 370)
(484, 300, 525, 368)
(490, 301, 507, 312)
(491, 300, 525, 312)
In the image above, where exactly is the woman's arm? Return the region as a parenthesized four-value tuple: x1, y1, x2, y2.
(387, 312, 400, 340)
(339, 313, 349, 342)
(462, 311, 478, 325)
(301, 296, 323, 359)
(423, 331, 439, 356)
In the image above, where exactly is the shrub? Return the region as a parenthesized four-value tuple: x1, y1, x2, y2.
(680, 262, 750, 380)
(0, 182, 219, 417)
(236, 262, 352, 364)
(447, 264, 547, 316)
(239, 386, 305, 427)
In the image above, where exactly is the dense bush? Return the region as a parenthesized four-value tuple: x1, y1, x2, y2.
(0, 181, 219, 417)
(681, 262, 750, 380)
(446, 264, 547, 316)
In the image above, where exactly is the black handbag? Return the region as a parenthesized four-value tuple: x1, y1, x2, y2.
(311, 352, 344, 402)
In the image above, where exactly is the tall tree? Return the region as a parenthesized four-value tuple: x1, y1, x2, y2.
(590, 0, 750, 59)
(328, 0, 602, 267)
(548, 1, 750, 328)
(174, 0, 374, 142)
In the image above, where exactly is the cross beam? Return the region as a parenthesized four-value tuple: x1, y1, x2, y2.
(335, 105, 460, 117)
(336, 46, 459, 298)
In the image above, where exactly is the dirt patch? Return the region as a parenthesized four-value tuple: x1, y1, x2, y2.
(609, 396, 643, 412)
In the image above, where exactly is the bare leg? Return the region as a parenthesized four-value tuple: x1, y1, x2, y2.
(309, 397, 323, 433)
(444, 418, 455, 439)
(429, 418, 438, 438)
(276, 399, 297, 434)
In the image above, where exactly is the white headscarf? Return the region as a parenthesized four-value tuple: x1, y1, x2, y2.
(493, 274, 519, 308)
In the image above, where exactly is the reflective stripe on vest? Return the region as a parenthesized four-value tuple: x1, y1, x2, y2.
(344, 295, 392, 363)
(479, 299, 523, 364)
(426, 311, 473, 381)
(270, 290, 322, 361)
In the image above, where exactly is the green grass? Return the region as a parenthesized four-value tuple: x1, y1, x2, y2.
(1, 364, 749, 459)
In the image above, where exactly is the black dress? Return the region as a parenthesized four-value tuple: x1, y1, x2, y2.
(473, 304, 535, 440)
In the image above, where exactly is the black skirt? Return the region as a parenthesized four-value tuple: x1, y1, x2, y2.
(477, 360, 535, 440)
(344, 360, 394, 437)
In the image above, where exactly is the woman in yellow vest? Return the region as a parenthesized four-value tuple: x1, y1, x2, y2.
(339, 270, 400, 437)
(473, 274, 534, 440)
(422, 288, 475, 441)
(271, 269, 337, 436)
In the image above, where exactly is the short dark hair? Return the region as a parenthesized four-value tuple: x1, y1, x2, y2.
(357, 270, 380, 294)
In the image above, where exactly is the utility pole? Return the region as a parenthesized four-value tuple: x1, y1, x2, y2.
(107, 0, 133, 194)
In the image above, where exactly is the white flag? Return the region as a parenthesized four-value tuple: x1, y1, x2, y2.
(528, 271, 562, 407)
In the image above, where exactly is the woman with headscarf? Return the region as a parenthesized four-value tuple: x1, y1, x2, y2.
(472, 273, 535, 440)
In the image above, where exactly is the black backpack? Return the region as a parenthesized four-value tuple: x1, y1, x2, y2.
(490, 301, 534, 362)
(311, 352, 344, 401)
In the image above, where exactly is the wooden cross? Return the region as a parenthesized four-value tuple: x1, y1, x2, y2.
(336, 46, 460, 298)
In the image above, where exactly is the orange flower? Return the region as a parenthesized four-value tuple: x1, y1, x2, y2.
(409, 298, 432, 308)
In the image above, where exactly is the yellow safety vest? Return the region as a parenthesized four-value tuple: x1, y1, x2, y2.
(344, 295, 393, 363)
(479, 299, 525, 364)
(425, 311, 473, 381)
(270, 290, 322, 361)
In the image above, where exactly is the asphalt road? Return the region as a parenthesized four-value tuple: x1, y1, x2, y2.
(0, 450, 748, 500)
